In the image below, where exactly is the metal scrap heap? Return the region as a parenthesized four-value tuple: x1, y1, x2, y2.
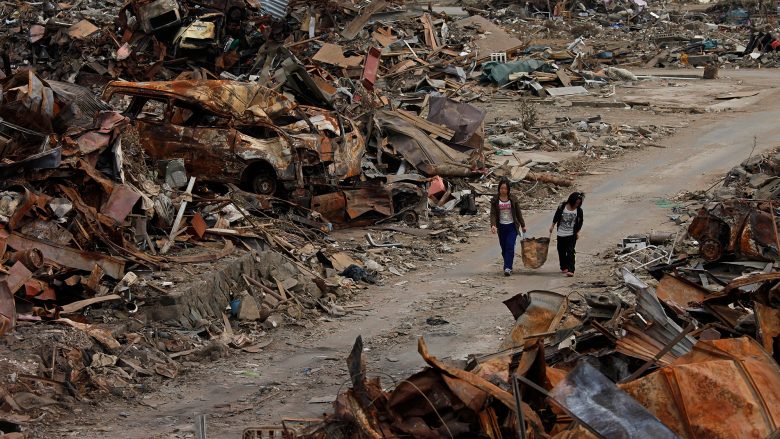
(262, 189, 780, 438)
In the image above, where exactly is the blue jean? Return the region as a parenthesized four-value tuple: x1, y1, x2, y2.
(497, 223, 518, 270)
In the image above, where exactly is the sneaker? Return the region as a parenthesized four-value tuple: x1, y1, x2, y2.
(504, 269, 511, 276)
(566, 272, 574, 277)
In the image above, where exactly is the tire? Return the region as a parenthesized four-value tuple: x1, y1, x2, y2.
(251, 173, 277, 195)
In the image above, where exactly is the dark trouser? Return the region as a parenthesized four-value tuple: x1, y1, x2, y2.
(557, 235, 577, 273)
(497, 223, 518, 270)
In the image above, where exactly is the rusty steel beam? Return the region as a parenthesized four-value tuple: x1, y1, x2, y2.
(6, 232, 125, 279)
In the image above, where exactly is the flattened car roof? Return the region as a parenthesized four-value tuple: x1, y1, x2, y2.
(101, 80, 297, 121)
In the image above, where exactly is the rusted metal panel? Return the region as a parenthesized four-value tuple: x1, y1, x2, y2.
(362, 47, 381, 90)
(311, 192, 347, 223)
(617, 324, 681, 366)
(344, 188, 392, 219)
(6, 232, 125, 279)
(656, 274, 709, 308)
(333, 127, 365, 179)
(755, 302, 780, 361)
(139, 122, 245, 184)
(6, 262, 32, 294)
(502, 290, 567, 349)
(621, 337, 780, 439)
(723, 272, 780, 293)
(101, 184, 142, 224)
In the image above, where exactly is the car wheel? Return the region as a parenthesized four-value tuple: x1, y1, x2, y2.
(251, 174, 276, 195)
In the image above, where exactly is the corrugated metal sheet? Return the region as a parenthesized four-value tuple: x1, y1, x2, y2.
(260, 0, 288, 20)
(48, 80, 112, 126)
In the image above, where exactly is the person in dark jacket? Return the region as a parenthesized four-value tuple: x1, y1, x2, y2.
(490, 178, 527, 276)
(549, 192, 584, 277)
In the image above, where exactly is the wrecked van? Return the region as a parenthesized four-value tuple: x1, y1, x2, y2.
(101, 80, 364, 195)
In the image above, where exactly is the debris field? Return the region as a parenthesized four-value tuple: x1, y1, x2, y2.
(1, 0, 780, 437)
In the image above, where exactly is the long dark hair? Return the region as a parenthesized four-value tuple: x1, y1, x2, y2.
(566, 191, 584, 208)
(497, 178, 511, 197)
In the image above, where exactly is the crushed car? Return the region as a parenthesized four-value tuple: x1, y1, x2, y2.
(101, 79, 365, 196)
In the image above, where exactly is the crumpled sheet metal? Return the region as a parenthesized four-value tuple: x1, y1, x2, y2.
(549, 361, 680, 439)
(427, 96, 486, 146)
(377, 110, 477, 177)
(101, 80, 297, 123)
(416, 337, 547, 438)
(656, 273, 709, 308)
(619, 268, 695, 362)
(101, 185, 142, 224)
(0, 145, 62, 179)
(311, 188, 393, 224)
(386, 369, 482, 437)
(621, 337, 780, 439)
(2, 71, 55, 120)
(343, 187, 392, 219)
(502, 290, 568, 349)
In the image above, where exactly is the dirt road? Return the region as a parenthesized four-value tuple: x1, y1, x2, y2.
(45, 72, 780, 438)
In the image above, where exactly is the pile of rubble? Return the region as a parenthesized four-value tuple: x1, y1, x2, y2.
(260, 154, 780, 437)
(264, 260, 780, 437)
(472, 0, 780, 71)
(1, 0, 774, 434)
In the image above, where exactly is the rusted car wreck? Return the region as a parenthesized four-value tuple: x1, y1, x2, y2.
(101, 79, 429, 226)
(688, 199, 780, 262)
(101, 79, 364, 196)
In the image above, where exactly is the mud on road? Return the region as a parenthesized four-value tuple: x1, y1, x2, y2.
(37, 69, 780, 438)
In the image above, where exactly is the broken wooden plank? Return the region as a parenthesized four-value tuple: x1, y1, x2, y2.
(371, 225, 448, 237)
(421, 13, 439, 50)
(396, 109, 455, 140)
(206, 228, 262, 238)
(557, 69, 572, 87)
(61, 294, 122, 314)
(644, 49, 670, 68)
(161, 177, 196, 255)
(340, 0, 387, 40)
(312, 43, 364, 68)
(525, 171, 573, 187)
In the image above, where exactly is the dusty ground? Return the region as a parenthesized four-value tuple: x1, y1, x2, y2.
(32, 69, 780, 438)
